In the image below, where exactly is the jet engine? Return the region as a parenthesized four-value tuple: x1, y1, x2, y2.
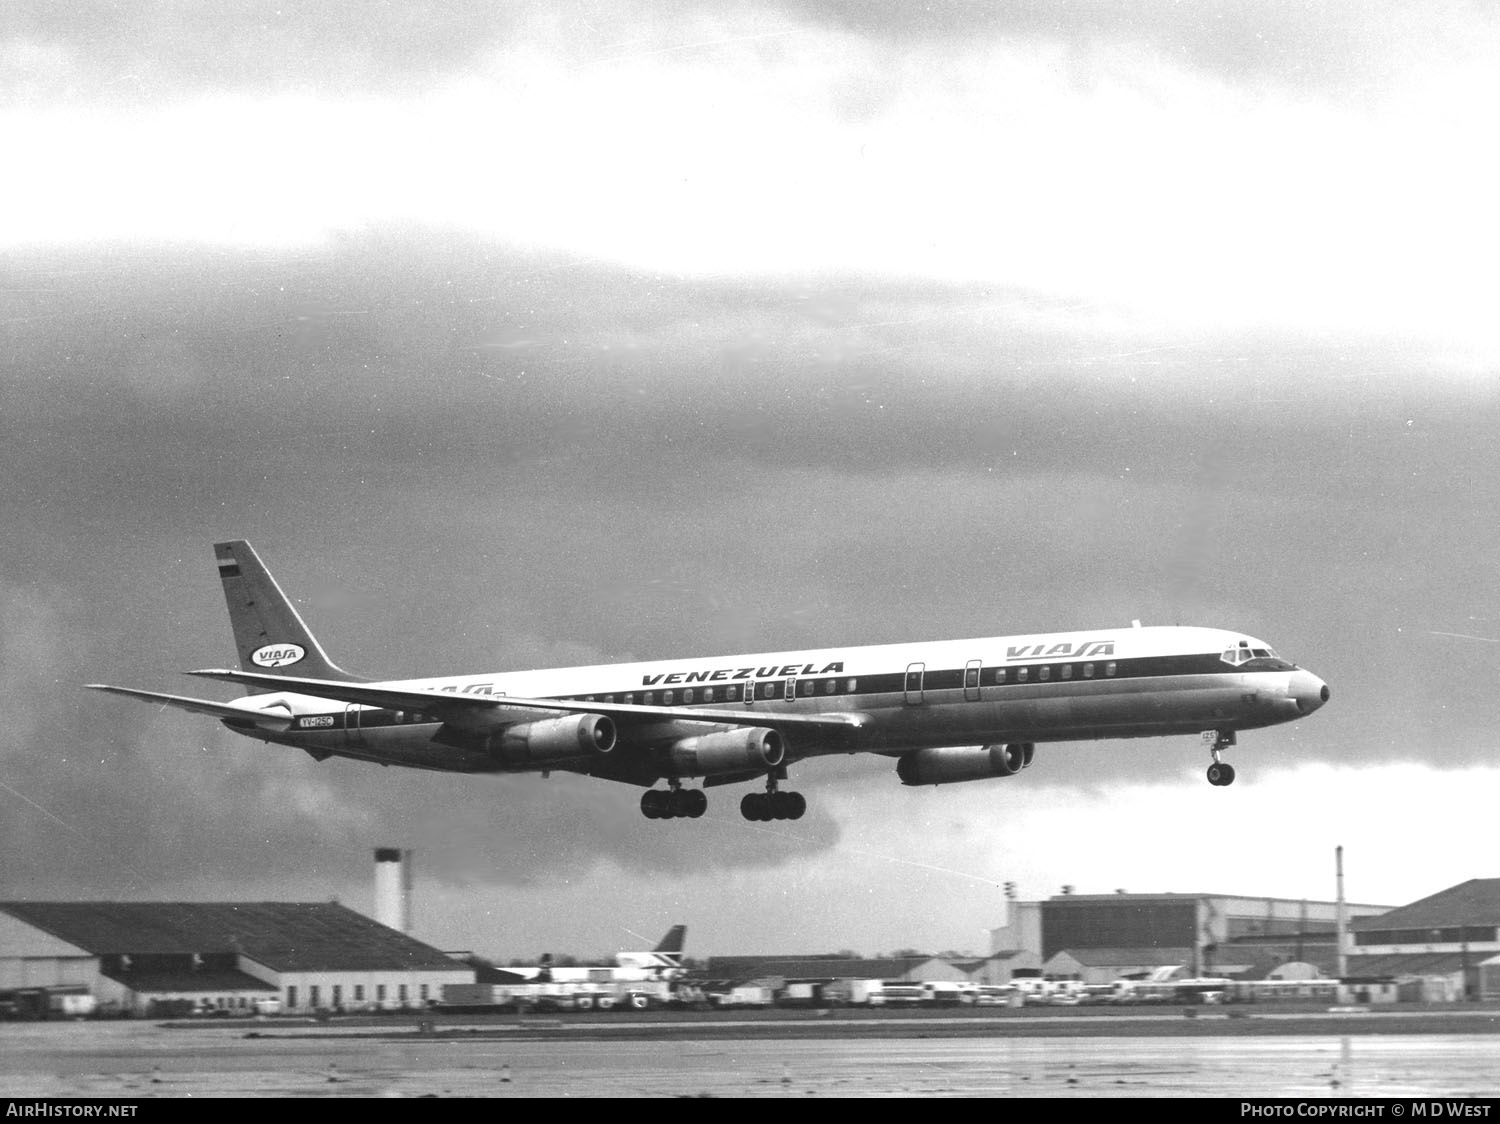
(489, 713, 616, 766)
(662, 727, 785, 777)
(896, 743, 1033, 786)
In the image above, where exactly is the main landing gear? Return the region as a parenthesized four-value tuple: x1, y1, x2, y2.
(1204, 729, 1237, 787)
(640, 783, 706, 819)
(741, 767, 805, 821)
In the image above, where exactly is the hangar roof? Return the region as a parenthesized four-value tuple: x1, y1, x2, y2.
(103, 969, 278, 995)
(1350, 879, 1500, 930)
(0, 901, 462, 972)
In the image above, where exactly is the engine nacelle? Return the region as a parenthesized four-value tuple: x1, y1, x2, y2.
(896, 743, 1033, 786)
(662, 727, 785, 777)
(490, 714, 616, 766)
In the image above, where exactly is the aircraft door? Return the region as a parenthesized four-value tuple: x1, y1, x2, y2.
(344, 704, 364, 749)
(905, 662, 925, 705)
(964, 659, 982, 701)
(784, 676, 797, 705)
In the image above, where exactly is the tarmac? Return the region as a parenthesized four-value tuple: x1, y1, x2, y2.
(3, 1007, 1500, 1098)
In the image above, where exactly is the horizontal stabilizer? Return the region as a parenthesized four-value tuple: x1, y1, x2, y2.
(85, 685, 294, 732)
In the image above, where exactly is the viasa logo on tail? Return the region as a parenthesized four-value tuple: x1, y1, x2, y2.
(251, 643, 306, 668)
(1005, 640, 1115, 661)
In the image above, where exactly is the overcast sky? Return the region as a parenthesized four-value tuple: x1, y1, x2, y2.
(4, 1, 1499, 961)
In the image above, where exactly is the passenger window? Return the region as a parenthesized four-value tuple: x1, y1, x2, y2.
(726, 685, 738, 701)
(1061, 665, 1073, 679)
(624, 694, 634, 705)
(762, 683, 775, 699)
(1017, 668, 1029, 682)
(1105, 662, 1117, 677)
(663, 690, 674, 705)
(847, 678, 858, 692)
(643, 692, 655, 705)
(1083, 664, 1094, 678)
(702, 687, 714, 703)
(995, 668, 1006, 684)
(683, 688, 694, 704)
(1039, 666, 1051, 681)
(825, 679, 836, 694)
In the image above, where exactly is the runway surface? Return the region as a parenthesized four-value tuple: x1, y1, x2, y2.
(3, 1018, 1500, 1097)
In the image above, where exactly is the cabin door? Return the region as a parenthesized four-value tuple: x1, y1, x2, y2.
(964, 659, 983, 701)
(904, 662, 925, 705)
(344, 704, 364, 749)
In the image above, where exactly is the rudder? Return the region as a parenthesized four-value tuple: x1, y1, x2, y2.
(214, 540, 366, 684)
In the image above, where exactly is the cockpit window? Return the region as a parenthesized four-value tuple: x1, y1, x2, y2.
(1220, 640, 1295, 670)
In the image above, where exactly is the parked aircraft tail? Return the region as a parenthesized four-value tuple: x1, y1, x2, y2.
(214, 540, 366, 686)
(653, 925, 687, 955)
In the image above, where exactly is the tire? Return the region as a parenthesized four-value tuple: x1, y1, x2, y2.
(628, 993, 651, 1011)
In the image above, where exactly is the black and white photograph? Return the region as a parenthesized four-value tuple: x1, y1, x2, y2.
(3, 0, 1500, 1101)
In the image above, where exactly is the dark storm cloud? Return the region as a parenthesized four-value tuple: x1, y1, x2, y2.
(8, 0, 1487, 104)
(5, 240, 1498, 900)
(4, 0, 531, 100)
(790, 0, 1497, 92)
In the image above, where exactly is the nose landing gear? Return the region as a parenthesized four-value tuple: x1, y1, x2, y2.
(1203, 730, 1237, 786)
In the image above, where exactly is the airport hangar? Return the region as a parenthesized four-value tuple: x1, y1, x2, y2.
(0, 901, 474, 1016)
(988, 890, 1394, 982)
(1348, 878, 1500, 1001)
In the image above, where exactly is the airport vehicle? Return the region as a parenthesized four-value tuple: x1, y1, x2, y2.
(88, 540, 1329, 821)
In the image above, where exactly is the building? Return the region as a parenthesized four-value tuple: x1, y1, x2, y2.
(1349, 878, 1500, 1000)
(0, 901, 474, 1016)
(703, 954, 969, 987)
(1042, 947, 1196, 985)
(994, 891, 1392, 979)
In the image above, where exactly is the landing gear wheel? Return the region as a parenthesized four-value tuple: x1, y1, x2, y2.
(740, 792, 769, 821)
(641, 790, 667, 818)
(1203, 730, 1238, 787)
(1206, 763, 1237, 787)
(685, 789, 708, 818)
(784, 792, 807, 820)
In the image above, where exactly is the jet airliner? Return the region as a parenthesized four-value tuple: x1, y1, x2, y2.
(88, 541, 1329, 821)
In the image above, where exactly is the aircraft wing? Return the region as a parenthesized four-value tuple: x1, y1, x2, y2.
(185, 668, 867, 739)
(85, 684, 295, 732)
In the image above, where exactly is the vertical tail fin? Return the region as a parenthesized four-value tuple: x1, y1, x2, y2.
(214, 540, 366, 684)
(653, 925, 687, 955)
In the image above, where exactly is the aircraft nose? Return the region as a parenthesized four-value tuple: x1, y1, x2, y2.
(1291, 669, 1330, 715)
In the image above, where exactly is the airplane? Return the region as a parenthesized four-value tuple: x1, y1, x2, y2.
(523, 925, 687, 984)
(87, 540, 1330, 822)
